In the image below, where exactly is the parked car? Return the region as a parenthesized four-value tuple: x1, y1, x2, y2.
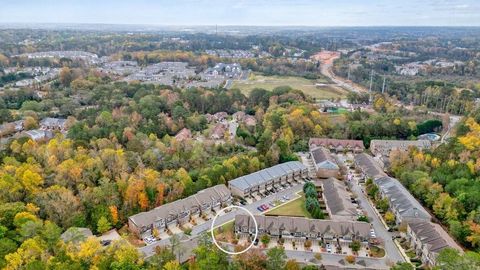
(326, 244, 332, 253)
(257, 206, 264, 212)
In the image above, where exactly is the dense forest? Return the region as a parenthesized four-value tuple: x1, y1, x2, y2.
(389, 108, 480, 253)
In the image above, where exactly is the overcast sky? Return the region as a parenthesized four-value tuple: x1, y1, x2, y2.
(1, 0, 479, 26)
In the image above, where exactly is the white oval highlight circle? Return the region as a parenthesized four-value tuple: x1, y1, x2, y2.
(210, 205, 258, 255)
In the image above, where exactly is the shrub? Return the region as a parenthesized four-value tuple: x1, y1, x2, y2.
(345, 255, 356, 264)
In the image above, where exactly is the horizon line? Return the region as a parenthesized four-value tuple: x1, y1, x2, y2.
(1, 22, 480, 28)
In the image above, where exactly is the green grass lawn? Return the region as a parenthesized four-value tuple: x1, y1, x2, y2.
(266, 196, 312, 218)
(231, 74, 347, 100)
(369, 246, 386, 258)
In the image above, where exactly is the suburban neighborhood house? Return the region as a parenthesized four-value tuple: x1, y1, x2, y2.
(309, 138, 365, 153)
(369, 139, 431, 158)
(234, 215, 372, 246)
(321, 178, 357, 221)
(39, 117, 68, 131)
(310, 146, 340, 179)
(228, 161, 308, 198)
(406, 220, 463, 266)
(128, 184, 231, 237)
(174, 128, 192, 142)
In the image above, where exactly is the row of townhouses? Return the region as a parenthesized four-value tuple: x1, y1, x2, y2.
(309, 138, 365, 153)
(374, 176, 432, 224)
(369, 139, 431, 158)
(321, 178, 357, 221)
(235, 215, 372, 244)
(128, 184, 231, 237)
(406, 220, 463, 266)
(352, 153, 462, 267)
(354, 153, 387, 182)
(228, 161, 308, 198)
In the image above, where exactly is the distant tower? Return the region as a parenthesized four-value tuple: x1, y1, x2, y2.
(369, 69, 374, 104)
(381, 76, 386, 94)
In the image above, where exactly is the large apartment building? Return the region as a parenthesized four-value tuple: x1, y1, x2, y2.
(128, 184, 231, 237)
(234, 215, 372, 245)
(228, 161, 308, 198)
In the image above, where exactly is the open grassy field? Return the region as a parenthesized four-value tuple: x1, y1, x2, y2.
(231, 74, 348, 100)
(266, 196, 312, 218)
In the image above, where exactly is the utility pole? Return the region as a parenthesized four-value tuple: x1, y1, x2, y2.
(369, 70, 374, 104)
(381, 76, 386, 94)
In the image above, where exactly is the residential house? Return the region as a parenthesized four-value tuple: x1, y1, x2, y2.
(174, 128, 192, 142)
(406, 220, 463, 267)
(232, 111, 246, 121)
(205, 63, 242, 78)
(244, 115, 257, 127)
(228, 161, 308, 198)
(309, 138, 365, 153)
(234, 215, 371, 245)
(0, 120, 24, 137)
(210, 123, 228, 140)
(40, 117, 67, 132)
(311, 146, 340, 178)
(213, 112, 228, 122)
(128, 184, 231, 237)
(23, 129, 53, 141)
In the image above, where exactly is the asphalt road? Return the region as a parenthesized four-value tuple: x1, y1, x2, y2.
(347, 173, 405, 264)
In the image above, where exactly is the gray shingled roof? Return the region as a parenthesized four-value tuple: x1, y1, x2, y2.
(237, 215, 371, 239)
(408, 220, 463, 255)
(129, 184, 230, 228)
(311, 147, 339, 170)
(228, 161, 307, 191)
(354, 153, 386, 179)
(375, 177, 431, 221)
(322, 178, 357, 218)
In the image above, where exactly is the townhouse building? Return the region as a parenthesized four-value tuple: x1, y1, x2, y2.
(374, 176, 431, 224)
(369, 139, 431, 158)
(228, 161, 308, 198)
(128, 184, 231, 237)
(234, 215, 371, 245)
(406, 220, 462, 266)
(311, 146, 340, 179)
(354, 153, 386, 182)
(322, 178, 357, 221)
(309, 138, 365, 153)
